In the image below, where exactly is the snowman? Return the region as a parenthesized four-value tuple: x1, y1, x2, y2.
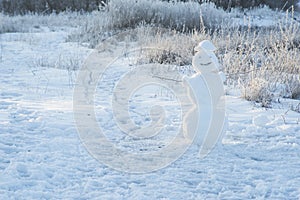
(183, 40, 227, 158)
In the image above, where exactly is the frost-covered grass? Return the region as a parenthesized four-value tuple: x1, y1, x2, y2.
(67, 2, 230, 47)
(0, 12, 87, 33)
(218, 17, 300, 105)
(132, 16, 300, 106)
(1, 1, 299, 106)
(130, 5, 300, 106)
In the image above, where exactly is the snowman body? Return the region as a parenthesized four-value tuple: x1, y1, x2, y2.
(183, 40, 227, 157)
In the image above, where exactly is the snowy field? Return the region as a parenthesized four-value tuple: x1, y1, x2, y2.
(1, 17, 300, 200)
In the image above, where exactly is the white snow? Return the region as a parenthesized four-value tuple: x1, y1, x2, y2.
(252, 114, 270, 127)
(0, 22, 300, 199)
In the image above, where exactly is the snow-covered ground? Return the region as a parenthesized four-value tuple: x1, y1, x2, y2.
(0, 24, 300, 199)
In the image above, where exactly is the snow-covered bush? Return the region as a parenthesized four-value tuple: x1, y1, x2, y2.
(69, 1, 300, 105)
(242, 77, 272, 107)
(135, 27, 199, 66)
(0, 13, 30, 33)
(68, 1, 228, 48)
(104, 1, 231, 31)
(133, 8, 300, 104)
(70, 0, 206, 40)
(106, 0, 202, 31)
(220, 15, 300, 103)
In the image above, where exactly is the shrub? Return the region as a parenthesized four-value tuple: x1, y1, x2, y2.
(242, 77, 273, 107)
(106, 0, 203, 31)
(135, 27, 201, 66)
(68, 1, 229, 47)
(68, 1, 300, 105)
(133, 6, 300, 104)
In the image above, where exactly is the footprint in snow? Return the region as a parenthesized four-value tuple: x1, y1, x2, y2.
(0, 92, 23, 99)
(14, 163, 31, 178)
(252, 114, 270, 127)
(0, 158, 11, 175)
(0, 101, 15, 109)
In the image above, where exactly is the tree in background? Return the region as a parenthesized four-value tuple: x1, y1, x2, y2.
(0, 0, 107, 14)
(0, 0, 298, 15)
(208, 0, 298, 10)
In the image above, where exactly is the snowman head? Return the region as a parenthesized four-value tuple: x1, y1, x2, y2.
(192, 40, 218, 74)
(194, 40, 216, 53)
